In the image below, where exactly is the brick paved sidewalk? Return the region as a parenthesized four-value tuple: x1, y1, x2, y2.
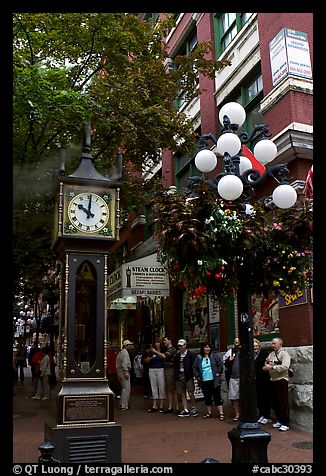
(13, 374, 313, 464)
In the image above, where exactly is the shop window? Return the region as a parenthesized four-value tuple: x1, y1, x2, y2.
(251, 294, 279, 337)
(183, 293, 209, 346)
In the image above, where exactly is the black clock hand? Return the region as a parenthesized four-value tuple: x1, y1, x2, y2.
(87, 194, 92, 214)
(78, 204, 94, 218)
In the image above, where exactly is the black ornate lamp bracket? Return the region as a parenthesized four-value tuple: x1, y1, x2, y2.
(191, 117, 291, 196)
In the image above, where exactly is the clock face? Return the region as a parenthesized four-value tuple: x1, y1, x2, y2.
(68, 192, 110, 233)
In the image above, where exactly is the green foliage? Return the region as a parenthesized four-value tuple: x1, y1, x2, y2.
(13, 13, 229, 169)
(13, 13, 230, 297)
(152, 182, 313, 302)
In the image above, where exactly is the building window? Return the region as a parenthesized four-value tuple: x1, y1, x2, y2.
(240, 12, 253, 25)
(174, 151, 197, 191)
(219, 70, 263, 138)
(214, 13, 254, 56)
(173, 29, 198, 109)
(220, 13, 237, 50)
(172, 13, 182, 22)
(246, 74, 263, 103)
(174, 128, 202, 191)
(144, 13, 160, 24)
(242, 72, 263, 133)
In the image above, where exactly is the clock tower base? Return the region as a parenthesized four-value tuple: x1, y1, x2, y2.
(45, 422, 121, 463)
(44, 380, 121, 463)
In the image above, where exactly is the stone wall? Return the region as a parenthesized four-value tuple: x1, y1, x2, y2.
(219, 345, 313, 432)
(286, 345, 313, 432)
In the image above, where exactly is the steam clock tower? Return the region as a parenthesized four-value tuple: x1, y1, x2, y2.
(45, 123, 122, 462)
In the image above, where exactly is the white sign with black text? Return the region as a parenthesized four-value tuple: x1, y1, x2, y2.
(269, 28, 312, 86)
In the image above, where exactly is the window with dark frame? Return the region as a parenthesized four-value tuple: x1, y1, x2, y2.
(174, 126, 202, 192)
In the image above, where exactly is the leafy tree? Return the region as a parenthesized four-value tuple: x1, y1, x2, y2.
(13, 13, 230, 301)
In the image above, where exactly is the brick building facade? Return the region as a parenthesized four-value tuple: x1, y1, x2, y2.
(109, 12, 313, 352)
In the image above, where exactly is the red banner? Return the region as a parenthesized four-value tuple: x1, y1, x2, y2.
(242, 144, 266, 175)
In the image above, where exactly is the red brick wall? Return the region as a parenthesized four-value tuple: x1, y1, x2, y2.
(279, 302, 313, 346)
(197, 14, 219, 136)
(165, 13, 194, 53)
(263, 92, 313, 138)
(162, 149, 174, 188)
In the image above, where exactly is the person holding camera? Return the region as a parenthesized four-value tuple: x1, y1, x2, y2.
(263, 337, 291, 432)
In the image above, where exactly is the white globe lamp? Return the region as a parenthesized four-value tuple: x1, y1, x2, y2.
(195, 149, 217, 172)
(254, 139, 277, 165)
(219, 102, 246, 127)
(216, 133, 241, 157)
(217, 174, 243, 200)
(239, 156, 252, 174)
(272, 184, 297, 209)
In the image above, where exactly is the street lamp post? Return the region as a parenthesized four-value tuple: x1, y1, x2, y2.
(190, 102, 298, 463)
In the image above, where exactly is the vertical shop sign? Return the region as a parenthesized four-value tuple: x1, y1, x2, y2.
(269, 28, 312, 86)
(208, 295, 220, 324)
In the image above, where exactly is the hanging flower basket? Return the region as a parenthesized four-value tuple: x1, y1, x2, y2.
(152, 182, 313, 302)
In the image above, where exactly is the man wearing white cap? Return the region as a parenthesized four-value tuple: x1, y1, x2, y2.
(174, 339, 198, 417)
(116, 339, 133, 410)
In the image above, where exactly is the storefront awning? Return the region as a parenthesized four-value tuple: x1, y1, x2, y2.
(107, 253, 170, 304)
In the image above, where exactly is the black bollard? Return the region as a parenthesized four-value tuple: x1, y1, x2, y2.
(200, 458, 220, 463)
(38, 441, 61, 463)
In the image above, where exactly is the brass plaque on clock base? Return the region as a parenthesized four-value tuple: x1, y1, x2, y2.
(56, 380, 115, 425)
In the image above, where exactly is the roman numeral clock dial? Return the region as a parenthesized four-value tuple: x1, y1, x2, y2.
(67, 192, 110, 235)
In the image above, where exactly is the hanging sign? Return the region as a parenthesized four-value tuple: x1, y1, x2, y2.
(108, 253, 170, 302)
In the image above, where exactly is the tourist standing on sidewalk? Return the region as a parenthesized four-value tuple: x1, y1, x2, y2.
(28, 342, 40, 397)
(144, 340, 166, 413)
(223, 337, 240, 421)
(116, 339, 133, 411)
(193, 342, 225, 420)
(107, 344, 121, 399)
(141, 344, 153, 399)
(263, 337, 291, 432)
(162, 337, 179, 414)
(174, 339, 198, 417)
(254, 339, 272, 425)
(31, 346, 44, 397)
(223, 337, 240, 388)
(32, 346, 51, 400)
(15, 339, 27, 383)
(13, 346, 18, 385)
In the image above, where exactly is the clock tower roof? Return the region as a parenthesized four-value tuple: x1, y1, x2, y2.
(69, 122, 122, 185)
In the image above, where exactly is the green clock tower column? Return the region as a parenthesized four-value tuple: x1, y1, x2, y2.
(45, 123, 122, 463)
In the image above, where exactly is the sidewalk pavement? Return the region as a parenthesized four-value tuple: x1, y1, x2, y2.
(13, 373, 313, 464)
